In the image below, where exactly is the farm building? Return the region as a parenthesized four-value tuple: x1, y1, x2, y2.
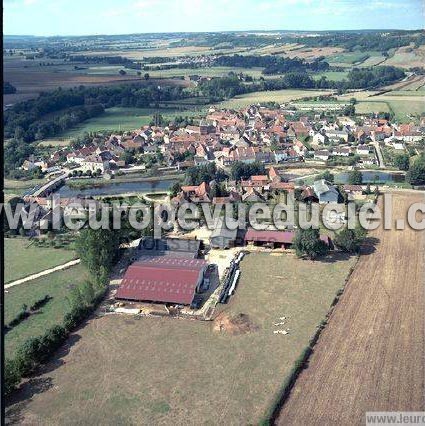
(244, 229, 332, 249)
(115, 256, 209, 305)
(210, 218, 238, 249)
(138, 237, 201, 258)
(313, 179, 340, 204)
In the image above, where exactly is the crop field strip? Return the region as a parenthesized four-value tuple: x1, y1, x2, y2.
(277, 192, 425, 425)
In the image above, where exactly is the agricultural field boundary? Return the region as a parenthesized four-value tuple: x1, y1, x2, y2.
(5, 259, 81, 289)
(261, 254, 360, 425)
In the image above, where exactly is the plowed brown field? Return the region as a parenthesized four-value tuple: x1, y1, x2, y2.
(277, 192, 425, 426)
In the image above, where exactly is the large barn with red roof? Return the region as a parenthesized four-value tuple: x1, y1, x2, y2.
(115, 256, 209, 305)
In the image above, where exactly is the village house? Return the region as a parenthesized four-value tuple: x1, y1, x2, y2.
(177, 182, 212, 203)
(325, 129, 349, 143)
(313, 132, 329, 145)
(342, 184, 365, 200)
(313, 179, 340, 204)
(314, 150, 331, 161)
(356, 145, 372, 156)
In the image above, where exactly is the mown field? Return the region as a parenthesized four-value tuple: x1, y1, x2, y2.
(6, 252, 357, 425)
(4, 264, 88, 358)
(42, 107, 187, 142)
(216, 89, 334, 109)
(338, 90, 425, 122)
(4, 238, 76, 283)
(383, 45, 425, 69)
(3, 56, 190, 104)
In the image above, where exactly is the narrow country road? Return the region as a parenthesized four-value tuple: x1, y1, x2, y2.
(373, 141, 385, 168)
(4, 259, 81, 289)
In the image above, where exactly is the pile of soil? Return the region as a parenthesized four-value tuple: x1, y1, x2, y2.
(213, 312, 259, 335)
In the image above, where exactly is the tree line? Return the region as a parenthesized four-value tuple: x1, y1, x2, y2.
(215, 54, 330, 74)
(199, 66, 405, 101)
(294, 30, 425, 53)
(4, 228, 125, 396)
(4, 83, 187, 143)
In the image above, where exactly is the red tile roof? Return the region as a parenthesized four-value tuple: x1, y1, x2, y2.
(116, 256, 208, 305)
(244, 229, 296, 244)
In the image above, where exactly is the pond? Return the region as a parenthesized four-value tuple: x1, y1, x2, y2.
(57, 179, 177, 198)
(335, 171, 405, 184)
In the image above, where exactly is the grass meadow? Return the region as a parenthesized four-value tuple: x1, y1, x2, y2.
(43, 107, 187, 142)
(216, 89, 334, 109)
(4, 264, 88, 358)
(6, 253, 357, 424)
(4, 238, 76, 283)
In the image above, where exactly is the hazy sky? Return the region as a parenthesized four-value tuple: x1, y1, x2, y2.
(4, 0, 424, 36)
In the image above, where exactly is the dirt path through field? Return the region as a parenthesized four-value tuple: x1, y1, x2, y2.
(4, 259, 80, 289)
(277, 192, 425, 426)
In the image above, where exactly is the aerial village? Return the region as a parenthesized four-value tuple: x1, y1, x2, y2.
(19, 104, 425, 318)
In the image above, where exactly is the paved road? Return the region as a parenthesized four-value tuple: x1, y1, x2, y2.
(372, 141, 385, 169)
(31, 173, 68, 197)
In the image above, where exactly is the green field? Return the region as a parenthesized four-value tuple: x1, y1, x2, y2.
(43, 107, 203, 142)
(313, 71, 349, 81)
(84, 65, 265, 79)
(338, 90, 425, 122)
(216, 89, 333, 109)
(355, 96, 424, 121)
(6, 252, 357, 424)
(355, 101, 392, 115)
(4, 264, 88, 357)
(327, 51, 375, 66)
(142, 66, 265, 79)
(4, 238, 76, 283)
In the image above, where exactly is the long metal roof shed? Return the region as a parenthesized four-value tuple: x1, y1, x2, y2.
(244, 229, 331, 246)
(115, 256, 208, 305)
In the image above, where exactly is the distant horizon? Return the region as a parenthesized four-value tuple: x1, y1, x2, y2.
(4, 28, 424, 39)
(4, 0, 423, 37)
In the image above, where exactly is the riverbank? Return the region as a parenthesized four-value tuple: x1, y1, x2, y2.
(66, 171, 184, 190)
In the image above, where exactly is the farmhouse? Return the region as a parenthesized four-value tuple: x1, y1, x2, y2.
(342, 184, 364, 200)
(115, 256, 209, 305)
(314, 150, 331, 161)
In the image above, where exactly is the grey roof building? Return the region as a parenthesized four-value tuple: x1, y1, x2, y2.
(313, 179, 340, 204)
(210, 218, 238, 249)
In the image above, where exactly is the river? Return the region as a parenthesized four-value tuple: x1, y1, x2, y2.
(57, 179, 177, 198)
(334, 171, 405, 184)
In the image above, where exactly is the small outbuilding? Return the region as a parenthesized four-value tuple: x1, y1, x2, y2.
(138, 237, 201, 258)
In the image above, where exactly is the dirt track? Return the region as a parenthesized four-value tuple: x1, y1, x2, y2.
(277, 192, 425, 425)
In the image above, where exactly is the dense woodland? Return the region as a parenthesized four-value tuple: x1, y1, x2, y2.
(4, 84, 187, 142)
(215, 55, 330, 74)
(291, 31, 425, 53)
